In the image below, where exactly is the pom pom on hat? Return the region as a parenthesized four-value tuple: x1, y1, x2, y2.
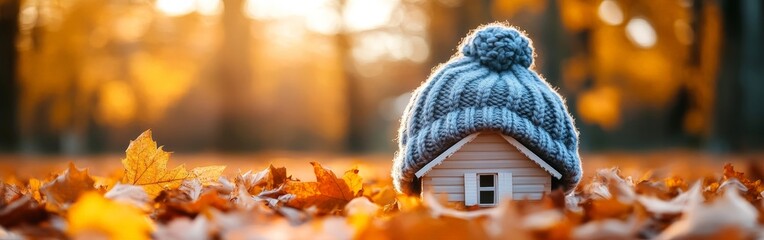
(460, 24, 534, 71)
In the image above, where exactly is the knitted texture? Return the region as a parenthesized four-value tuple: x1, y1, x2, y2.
(392, 23, 582, 195)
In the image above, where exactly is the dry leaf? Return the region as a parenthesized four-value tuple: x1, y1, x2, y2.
(343, 167, 363, 196)
(27, 178, 43, 203)
(155, 216, 211, 240)
(573, 216, 637, 240)
(722, 163, 764, 201)
(104, 183, 150, 210)
(281, 162, 361, 213)
(4, 129, 764, 240)
(179, 179, 203, 202)
(121, 130, 225, 197)
(235, 165, 288, 196)
(637, 182, 702, 216)
(0, 181, 23, 207)
(190, 166, 226, 186)
(0, 226, 22, 239)
(0, 196, 48, 228)
(121, 130, 187, 197)
(67, 192, 153, 240)
(155, 185, 233, 223)
(658, 187, 758, 239)
(40, 162, 95, 211)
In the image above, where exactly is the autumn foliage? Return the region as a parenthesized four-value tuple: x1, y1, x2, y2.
(1, 130, 764, 239)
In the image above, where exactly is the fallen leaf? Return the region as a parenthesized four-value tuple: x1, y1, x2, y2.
(637, 182, 702, 216)
(190, 166, 226, 186)
(0, 226, 22, 239)
(573, 216, 637, 240)
(27, 178, 43, 203)
(234, 165, 288, 196)
(67, 192, 152, 240)
(121, 130, 225, 197)
(121, 130, 187, 197)
(345, 197, 380, 232)
(0, 181, 23, 207)
(154, 216, 211, 240)
(523, 209, 564, 230)
(40, 162, 96, 211)
(722, 163, 764, 201)
(154, 185, 233, 223)
(343, 167, 363, 196)
(104, 183, 150, 210)
(0, 196, 49, 228)
(658, 187, 758, 239)
(179, 179, 203, 202)
(281, 162, 361, 213)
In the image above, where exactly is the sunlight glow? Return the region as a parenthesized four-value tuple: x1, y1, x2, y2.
(244, 0, 297, 19)
(305, 7, 342, 35)
(155, 0, 223, 17)
(196, 0, 223, 16)
(625, 17, 657, 48)
(19, 7, 38, 32)
(343, 0, 399, 32)
(113, 8, 153, 42)
(597, 0, 623, 25)
(156, 0, 196, 16)
(244, 0, 339, 34)
(351, 32, 428, 64)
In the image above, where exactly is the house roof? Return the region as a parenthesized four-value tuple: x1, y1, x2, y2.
(414, 132, 563, 179)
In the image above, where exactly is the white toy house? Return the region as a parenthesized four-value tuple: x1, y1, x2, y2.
(416, 132, 561, 206)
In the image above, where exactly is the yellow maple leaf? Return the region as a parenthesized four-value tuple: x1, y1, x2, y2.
(68, 192, 152, 240)
(121, 130, 225, 197)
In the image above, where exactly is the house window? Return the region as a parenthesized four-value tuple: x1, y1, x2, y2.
(478, 174, 497, 205)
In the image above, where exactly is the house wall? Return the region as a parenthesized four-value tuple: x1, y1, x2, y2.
(421, 132, 552, 201)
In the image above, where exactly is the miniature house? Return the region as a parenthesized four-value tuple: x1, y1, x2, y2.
(416, 132, 562, 207)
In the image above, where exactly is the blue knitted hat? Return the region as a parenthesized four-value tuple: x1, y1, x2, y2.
(392, 23, 582, 195)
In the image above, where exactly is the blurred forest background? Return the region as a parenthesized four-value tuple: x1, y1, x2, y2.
(0, 0, 762, 156)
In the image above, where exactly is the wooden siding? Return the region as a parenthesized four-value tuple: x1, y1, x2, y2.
(421, 132, 551, 201)
(430, 192, 545, 202)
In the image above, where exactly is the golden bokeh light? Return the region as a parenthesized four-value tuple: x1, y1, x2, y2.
(577, 86, 621, 130)
(625, 17, 657, 48)
(597, 0, 623, 26)
(7, 0, 731, 152)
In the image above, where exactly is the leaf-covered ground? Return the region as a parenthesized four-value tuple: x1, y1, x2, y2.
(1, 131, 764, 239)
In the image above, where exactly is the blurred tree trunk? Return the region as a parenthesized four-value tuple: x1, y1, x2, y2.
(540, 0, 564, 89)
(427, 1, 493, 65)
(336, 0, 361, 152)
(338, 35, 365, 152)
(216, 0, 254, 151)
(0, 0, 19, 152)
(711, 0, 764, 152)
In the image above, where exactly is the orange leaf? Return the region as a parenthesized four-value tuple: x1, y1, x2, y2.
(234, 164, 288, 196)
(282, 162, 361, 213)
